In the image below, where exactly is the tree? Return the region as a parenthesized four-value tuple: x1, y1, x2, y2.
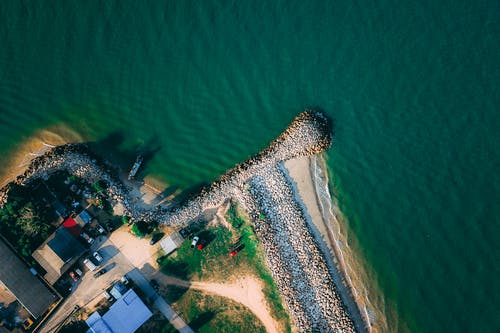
(17, 202, 44, 236)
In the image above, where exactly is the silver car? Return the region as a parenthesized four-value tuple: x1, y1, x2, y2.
(93, 251, 104, 263)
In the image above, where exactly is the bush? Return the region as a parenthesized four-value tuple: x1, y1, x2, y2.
(131, 221, 149, 238)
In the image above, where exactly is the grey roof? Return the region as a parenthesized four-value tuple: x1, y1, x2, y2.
(0, 239, 58, 319)
(32, 227, 86, 284)
(160, 232, 184, 256)
(48, 228, 84, 263)
(86, 289, 152, 333)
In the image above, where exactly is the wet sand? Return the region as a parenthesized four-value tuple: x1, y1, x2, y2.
(284, 155, 379, 332)
(0, 126, 82, 187)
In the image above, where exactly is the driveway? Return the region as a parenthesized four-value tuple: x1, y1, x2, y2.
(38, 239, 134, 333)
(127, 269, 194, 333)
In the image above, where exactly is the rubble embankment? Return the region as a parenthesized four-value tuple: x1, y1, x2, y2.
(0, 110, 364, 332)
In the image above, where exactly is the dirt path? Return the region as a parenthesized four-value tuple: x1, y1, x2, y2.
(153, 272, 281, 333)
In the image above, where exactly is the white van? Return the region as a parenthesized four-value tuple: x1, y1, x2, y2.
(83, 258, 97, 271)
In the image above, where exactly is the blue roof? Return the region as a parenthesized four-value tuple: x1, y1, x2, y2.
(86, 289, 152, 333)
(78, 210, 92, 223)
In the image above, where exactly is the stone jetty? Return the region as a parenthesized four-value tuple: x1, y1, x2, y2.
(0, 110, 362, 332)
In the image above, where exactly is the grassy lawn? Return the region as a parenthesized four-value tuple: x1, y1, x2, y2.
(164, 289, 266, 333)
(160, 203, 291, 332)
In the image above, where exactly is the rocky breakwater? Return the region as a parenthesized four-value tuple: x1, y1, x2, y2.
(0, 144, 131, 212)
(245, 169, 356, 332)
(158, 110, 361, 332)
(0, 110, 363, 332)
(156, 110, 333, 225)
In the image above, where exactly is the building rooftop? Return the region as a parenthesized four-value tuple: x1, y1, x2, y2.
(85, 289, 152, 333)
(62, 217, 83, 239)
(75, 210, 92, 227)
(160, 232, 184, 256)
(32, 227, 85, 284)
(0, 239, 58, 319)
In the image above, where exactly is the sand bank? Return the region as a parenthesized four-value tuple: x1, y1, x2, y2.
(0, 125, 83, 187)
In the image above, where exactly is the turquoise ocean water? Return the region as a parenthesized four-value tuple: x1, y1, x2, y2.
(0, 1, 498, 332)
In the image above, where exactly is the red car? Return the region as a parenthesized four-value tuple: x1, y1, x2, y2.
(69, 271, 79, 282)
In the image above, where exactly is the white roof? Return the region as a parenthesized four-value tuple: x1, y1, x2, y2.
(160, 232, 184, 255)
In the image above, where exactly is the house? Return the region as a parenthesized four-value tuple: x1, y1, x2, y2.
(85, 289, 152, 333)
(0, 239, 58, 319)
(75, 210, 92, 227)
(32, 227, 85, 284)
(159, 232, 185, 256)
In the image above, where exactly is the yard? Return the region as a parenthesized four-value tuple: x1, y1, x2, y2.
(159, 203, 291, 332)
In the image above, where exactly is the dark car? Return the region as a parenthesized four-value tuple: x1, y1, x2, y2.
(93, 268, 107, 278)
(150, 279, 160, 292)
(150, 233, 164, 245)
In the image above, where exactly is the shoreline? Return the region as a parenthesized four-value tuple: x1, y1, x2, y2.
(0, 111, 368, 332)
(284, 155, 375, 332)
(0, 126, 83, 188)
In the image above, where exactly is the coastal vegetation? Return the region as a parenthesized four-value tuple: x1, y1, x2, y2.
(159, 202, 291, 332)
(0, 182, 56, 260)
(161, 288, 266, 333)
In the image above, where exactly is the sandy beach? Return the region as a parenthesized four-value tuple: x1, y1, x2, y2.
(0, 126, 82, 188)
(0, 111, 368, 332)
(284, 155, 386, 332)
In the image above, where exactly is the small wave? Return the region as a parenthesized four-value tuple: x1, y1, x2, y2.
(311, 155, 390, 332)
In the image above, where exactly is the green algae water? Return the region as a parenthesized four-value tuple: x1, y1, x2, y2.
(0, 1, 498, 332)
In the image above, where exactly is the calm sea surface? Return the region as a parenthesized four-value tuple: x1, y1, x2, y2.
(0, 1, 498, 332)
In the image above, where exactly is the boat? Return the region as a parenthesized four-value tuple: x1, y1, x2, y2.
(128, 155, 143, 180)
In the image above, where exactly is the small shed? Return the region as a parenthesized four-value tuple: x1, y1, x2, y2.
(159, 232, 185, 256)
(75, 210, 92, 227)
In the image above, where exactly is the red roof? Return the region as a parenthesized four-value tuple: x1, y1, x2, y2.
(62, 218, 83, 239)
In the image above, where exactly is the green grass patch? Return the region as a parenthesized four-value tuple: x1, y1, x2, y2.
(160, 203, 292, 332)
(167, 289, 266, 333)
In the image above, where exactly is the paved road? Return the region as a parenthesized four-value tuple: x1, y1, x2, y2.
(38, 238, 134, 333)
(38, 234, 193, 333)
(127, 269, 194, 333)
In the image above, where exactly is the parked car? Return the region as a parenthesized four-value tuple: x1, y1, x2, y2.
(96, 224, 106, 234)
(150, 233, 164, 245)
(103, 290, 114, 302)
(75, 268, 83, 277)
(93, 268, 107, 278)
(190, 236, 200, 248)
(83, 258, 97, 271)
(69, 271, 79, 282)
(81, 232, 94, 244)
(150, 279, 160, 292)
(93, 251, 104, 263)
(121, 275, 130, 285)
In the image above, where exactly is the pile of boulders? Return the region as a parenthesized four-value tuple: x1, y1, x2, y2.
(0, 110, 359, 332)
(241, 169, 355, 332)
